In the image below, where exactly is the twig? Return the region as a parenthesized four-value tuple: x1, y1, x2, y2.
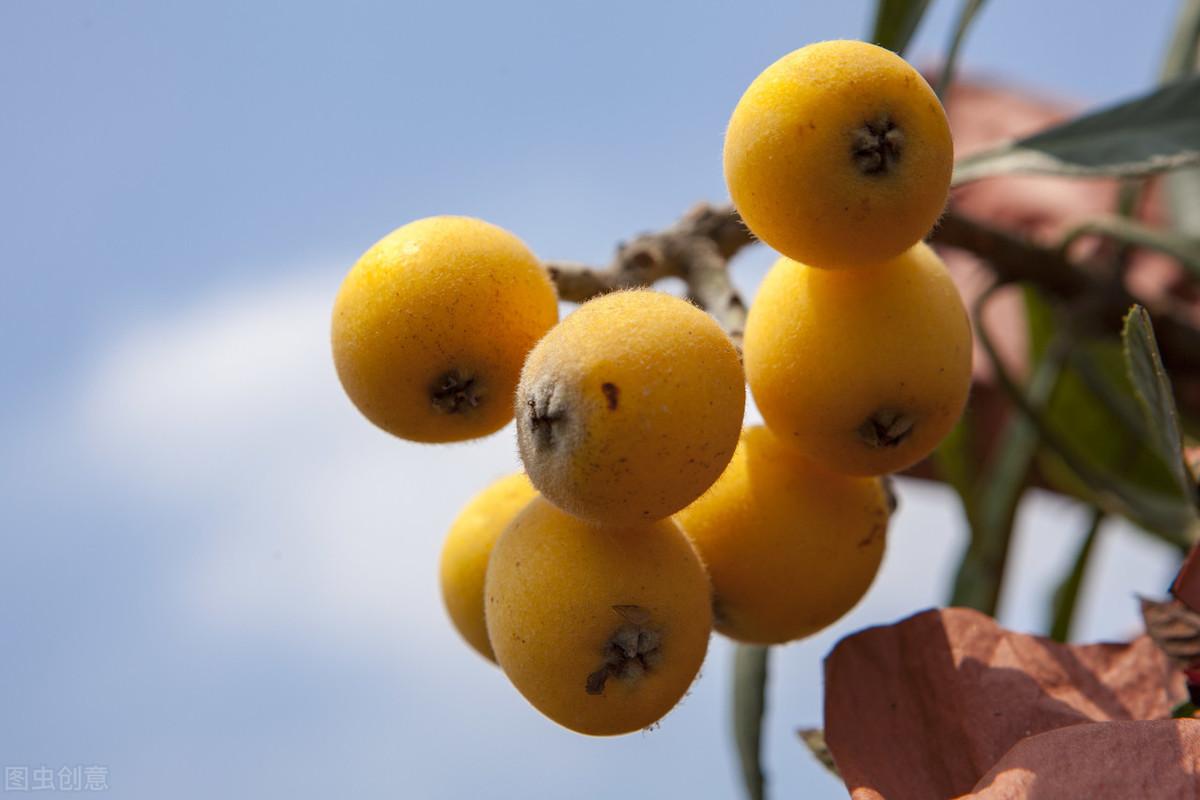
(1057, 215, 1200, 280)
(545, 202, 1200, 381)
(544, 203, 754, 345)
(932, 211, 1200, 377)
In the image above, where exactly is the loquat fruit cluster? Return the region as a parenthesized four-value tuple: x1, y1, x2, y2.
(331, 38, 971, 737)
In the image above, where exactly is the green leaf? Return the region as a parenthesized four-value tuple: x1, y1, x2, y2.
(953, 75, 1200, 185)
(1122, 306, 1197, 503)
(797, 728, 839, 777)
(870, 0, 932, 55)
(1023, 289, 1196, 544)
(1048, 509, 1103, 643)
(933, 413, 975, 500)
(949, 327, 1064, 614)
(1165, 167, 1200, 238)
(1023, 282, 1056, 360)
(1039, 344, 1185, 508)
(936, 0, 989, 98)
(1160, 0, 1200, 82)
(1162, 0, 1200, 239)
(1036, 351, 1196, 540)
(733, 644, 769, 800)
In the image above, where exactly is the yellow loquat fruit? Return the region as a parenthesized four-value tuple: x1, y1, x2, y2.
(675, 426, 889, 644)
(439, 471, 538, 662)
(515, 289, 745, 524)
(724, 40, 953, 269)
(332, 216, 558, 443)
(485, 497, 712, 736)
(743, 242, 972, 476)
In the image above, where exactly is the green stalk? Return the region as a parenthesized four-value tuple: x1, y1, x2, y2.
(732, 644, 769, 800)
(1049, 508, 1105, 642)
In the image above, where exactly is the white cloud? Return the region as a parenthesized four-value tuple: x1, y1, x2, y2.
(71, 270, 526, 654)
(79, 274, 345, 495)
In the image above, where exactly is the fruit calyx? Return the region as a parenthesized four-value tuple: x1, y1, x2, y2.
(431, 369, 483, 414)
(857, 409, 915, 448)
(524, 379, 569, 449)
(586, 605, 663, 695)
(851, 116, 904, 176)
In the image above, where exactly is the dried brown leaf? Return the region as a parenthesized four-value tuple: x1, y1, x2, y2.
(796, 728, 839, 777)
(963, 719, 1200, 799)
(823, 607, 1184, 800)
(1142, 596, 1200, 666)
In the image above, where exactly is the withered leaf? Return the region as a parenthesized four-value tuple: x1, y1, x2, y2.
(797, 728, 839, 777)
(964, 719, 1200, 799)
(1141, 595, 1200, 666)
(823, 607, 1184, 800)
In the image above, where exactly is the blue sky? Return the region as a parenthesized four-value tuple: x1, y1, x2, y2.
(0, 1, 1188, 797)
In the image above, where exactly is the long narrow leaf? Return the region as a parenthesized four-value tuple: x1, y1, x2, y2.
(1162, 0, 1200, 239)
(953, 75, 1200, 185)
(933, 413, 976, 500)
(1161, 0, 1200, 80)
(936, 0, 989, 98)
(950, 324, 1067, 613)
(1048, 509, 1104, 642)
(1165, 167, 1200, 238)
(870, 0, 932, 55)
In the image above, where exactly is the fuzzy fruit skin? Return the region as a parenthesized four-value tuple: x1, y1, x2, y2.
(743, 242, 971, 476)
(332, 216, 558, 443)
(723, 40, 952, 269)
(439, 472, 538, 662)
(515, 289, 745, 524)
(675, 427, 888, 644)
(485, 497, 712, 736)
